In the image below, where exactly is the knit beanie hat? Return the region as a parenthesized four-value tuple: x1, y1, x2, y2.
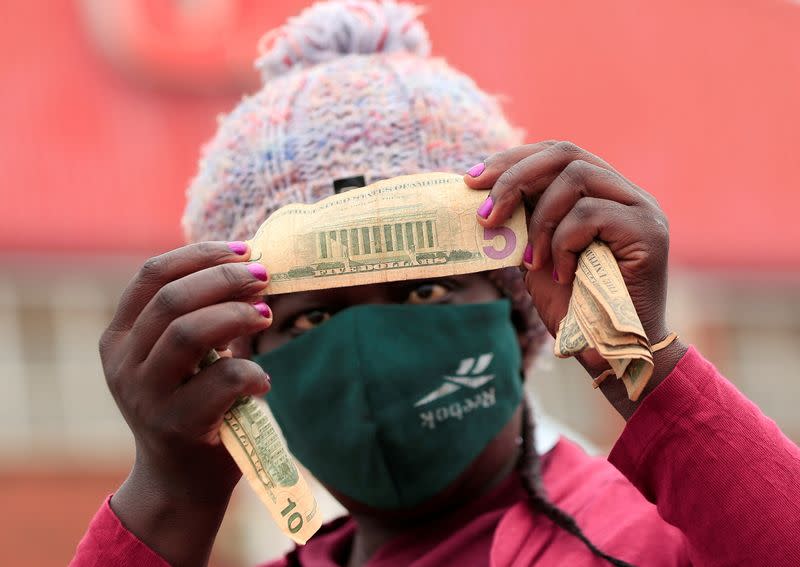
(182, 0, 547, 363)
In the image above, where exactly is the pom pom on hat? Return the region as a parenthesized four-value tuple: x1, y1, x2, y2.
(184, 0, 523, 246)
(255, 0, 430, 82)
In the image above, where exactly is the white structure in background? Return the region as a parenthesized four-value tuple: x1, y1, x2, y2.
(0, 261, 136, 466)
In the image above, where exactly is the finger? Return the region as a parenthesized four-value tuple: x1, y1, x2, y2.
(129, 262, 269, 360)
(475, 141, 618, 226)
(527, 160, 643, 270)
(463, 141, 558, 187)
(522, 263, 572, 336)
(548, 197, 645, 285)
(144, 301, 273, 392)
(108, 241, 252, 334)
(170, 357, 270, 441)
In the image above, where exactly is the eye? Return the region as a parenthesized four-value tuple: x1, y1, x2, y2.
(406, 282, 450, 304)
(290, 309, 332, 334)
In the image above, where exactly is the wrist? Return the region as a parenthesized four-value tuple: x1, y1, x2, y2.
(110, 455, 236, 567)
(595, 339, 688, 421)
(643, 338, 689, 396)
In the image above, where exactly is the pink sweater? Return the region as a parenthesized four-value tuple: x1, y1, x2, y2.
(70, 348, 800, 566)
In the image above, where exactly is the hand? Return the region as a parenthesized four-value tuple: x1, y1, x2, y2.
(100, 241, 273, 566)
(465, 142, 687, 416)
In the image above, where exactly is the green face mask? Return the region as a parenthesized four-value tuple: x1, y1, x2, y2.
(252, 300, 523, 510)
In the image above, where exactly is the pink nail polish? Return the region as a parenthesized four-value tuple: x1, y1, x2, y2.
(253, 302, 271, 318)
(477, 196, 494, 219)
(247, 263, 268, 282)
(466, 162, 485, 177)
(523, 244, 533, 265)
(552, 268, 559, 283)
(228, 241, 247, 255)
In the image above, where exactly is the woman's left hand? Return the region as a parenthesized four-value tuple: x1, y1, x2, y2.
(464, 141, 687, 417)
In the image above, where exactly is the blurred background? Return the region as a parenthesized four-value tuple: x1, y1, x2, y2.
(1, 1, 799, 565)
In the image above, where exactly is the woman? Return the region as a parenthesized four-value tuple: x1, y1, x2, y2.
(70, 2, 800, 566)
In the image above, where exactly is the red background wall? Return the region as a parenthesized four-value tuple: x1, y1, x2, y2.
(2, 0, 799, 268)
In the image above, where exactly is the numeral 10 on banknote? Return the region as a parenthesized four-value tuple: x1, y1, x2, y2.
(280, 497, 303, 533)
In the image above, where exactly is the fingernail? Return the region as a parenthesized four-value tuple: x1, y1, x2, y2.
(477, 196, 494, 219)
(264, 373, 271, 386)
(247, 263, 268, 282)
(466, 162, 485, 177)
(253, 302, 271, 318)
(227, 241, 247, 255)
(523, 243, 533, 265)
(552, 268, 559, 283)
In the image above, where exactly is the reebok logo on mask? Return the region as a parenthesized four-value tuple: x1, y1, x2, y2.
(414, 353, 495, 407)
(415, 353, 498, 430)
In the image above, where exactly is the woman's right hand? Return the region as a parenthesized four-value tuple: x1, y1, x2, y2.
(100, 241, 273, 566)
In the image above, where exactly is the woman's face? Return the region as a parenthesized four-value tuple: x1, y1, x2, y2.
(236, 273, 525, 521)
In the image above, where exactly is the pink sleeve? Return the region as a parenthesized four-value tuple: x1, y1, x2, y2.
(609, 346, 800, 567)
(70, 495, 290, 567)
(69, 496, 170, 567)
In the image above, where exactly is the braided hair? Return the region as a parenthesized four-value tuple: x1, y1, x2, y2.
(487, 267, 636, 565)
(518, 398, 636, 567)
